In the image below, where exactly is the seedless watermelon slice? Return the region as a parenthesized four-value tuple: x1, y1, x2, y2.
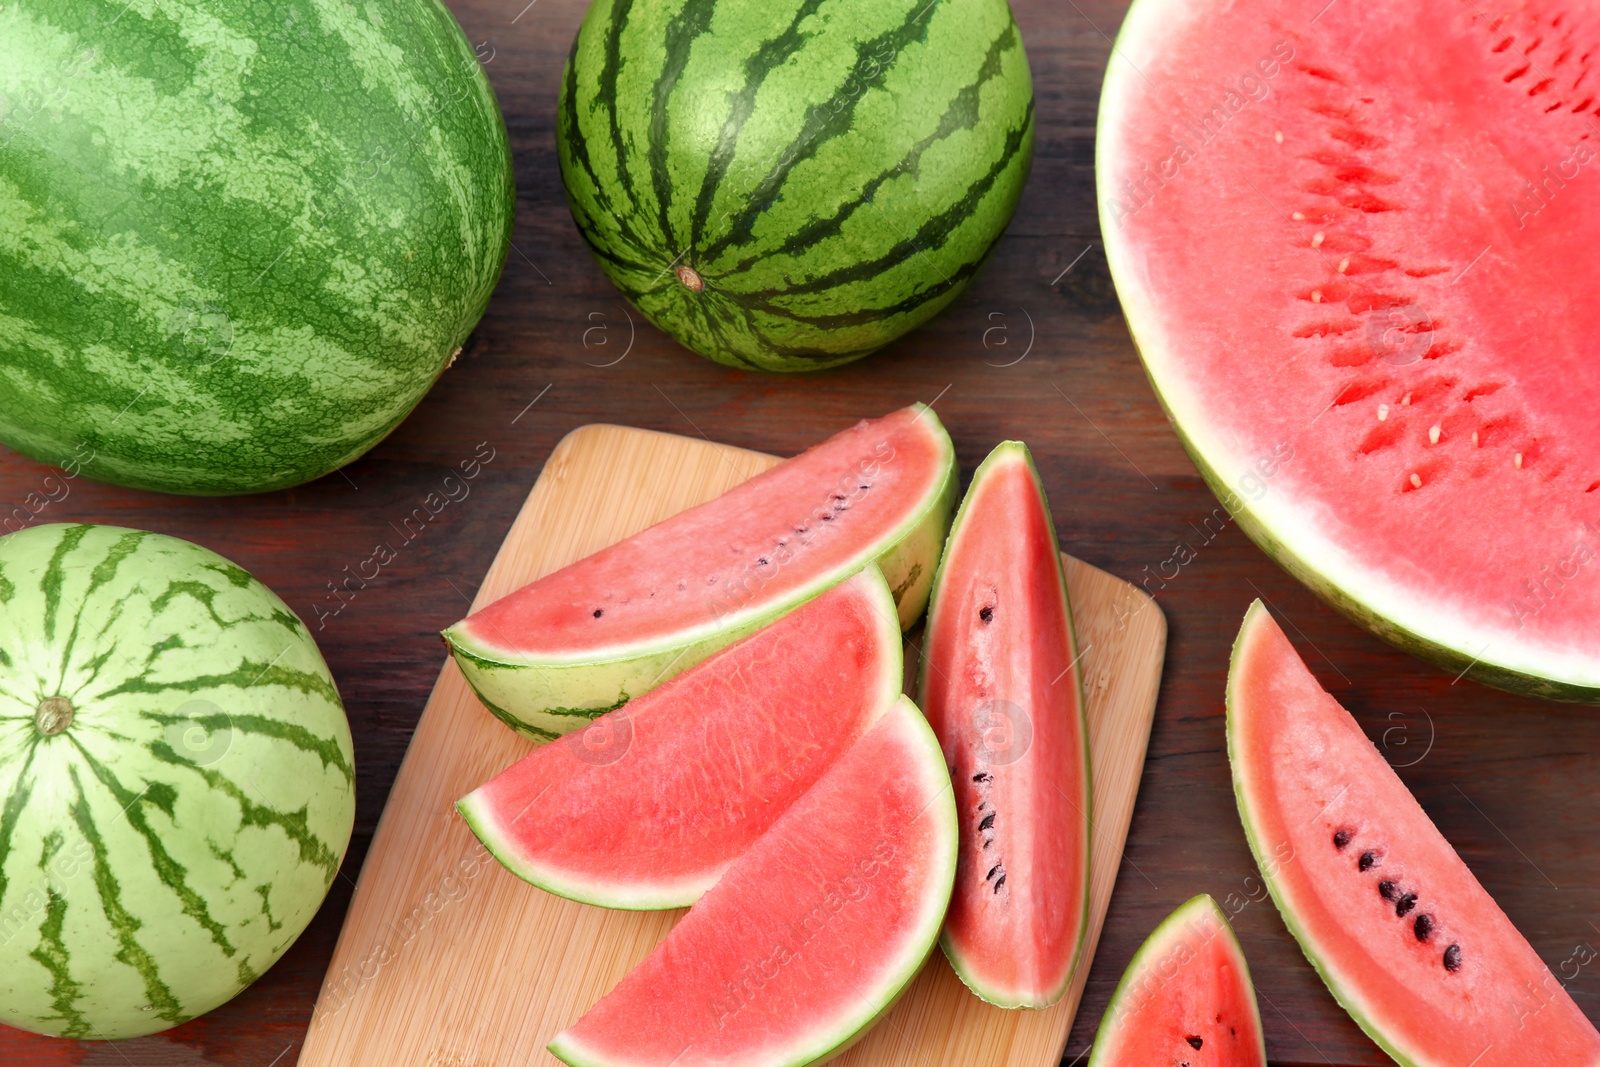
(1100, 0, 1600, 699)
(456, 566, 901, 910)
(1088, 895, 1266, 1067)
(917, 441, 1090, 1008)
(1228, 602, 1600, 1065)
(444, 405, 956, 738)
(547, 695, 957, 1067)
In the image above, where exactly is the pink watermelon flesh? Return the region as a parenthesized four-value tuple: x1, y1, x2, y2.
(548, 695, 957, 1067)
(456, 568, 900, 910)
(454, 405, 949, 658)
(1228, 602, 1600, 1065)
(1100, 0, 1600, 697)
(917, 441, 1089, 1008)
(1089, 895, 1266, 1067)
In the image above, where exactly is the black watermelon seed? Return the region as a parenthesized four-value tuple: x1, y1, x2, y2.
(1333, 829, 1352, 849)
(592, 609, 604, 618)
(1187, 1035, 1204, 1050)
(992, 874, 1006, 892)
(979, 605, 994, 623)
(986, 864, 1003, 881)
(978, 812, 996, 832)
(1395, 892, 1418, 917)
(1444, 944, 1462, 971)
(972, 772, 993, 783)
(1378, 880, 1398, 900)
(757, 557, 769, 566)
(1414, 913, 1434, 941)
(1358, 850, 1379, 871)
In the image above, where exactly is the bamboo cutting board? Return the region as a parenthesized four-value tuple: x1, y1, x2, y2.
(297, 424, 1167, 1067)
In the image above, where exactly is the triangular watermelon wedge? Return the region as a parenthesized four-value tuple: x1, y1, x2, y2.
(547, 695, 957, 1067)
(456, 566, 902, 910)
(917, 441, 1091, 1008)
(444, 405, 956, 739)
(1228, 601, 1600, 1065)
(1088, 894, 1266, 1067)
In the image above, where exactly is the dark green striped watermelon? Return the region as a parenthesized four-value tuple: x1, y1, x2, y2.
(557, 0, 1034, 372)
(0, 524, 355, 1039)
(0, 0, 514, 495)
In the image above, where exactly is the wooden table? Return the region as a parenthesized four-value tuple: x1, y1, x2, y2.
(3, 1, 1596, 1064)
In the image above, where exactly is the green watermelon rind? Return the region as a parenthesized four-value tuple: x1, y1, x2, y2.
(456, 565, 906, 911)
(1095, 0, 1600, 704)
(1086, 894, 1265, 1065)
(545, 694, 959, 1067)
(442, 410, 958, 741)
(1225, 600, 1426, 1067)
(918, 439, 1092, 1010)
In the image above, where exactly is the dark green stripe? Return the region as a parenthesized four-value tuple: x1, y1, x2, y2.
(698, 0, 946, 265)
(71, 740, 237, 958)
(720, 21, 1019, 274)
(647, 0, 721, 251)
(686, 0, 828, 255)
(39, 523, 91, 643)
(51, 528, 147, 697)
(139, 708, 354, 785)
(596, 0, 645, 222)
(68, 764, 185, 1028)
(99, 657, 342, 706)
(563, 29, 658, 258)
(30, 832, 89, 1039)
(0, 744, 36, 905)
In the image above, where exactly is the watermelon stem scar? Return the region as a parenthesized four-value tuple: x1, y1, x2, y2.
(675, 266, 705, 292)
(35, 696, 74, 736)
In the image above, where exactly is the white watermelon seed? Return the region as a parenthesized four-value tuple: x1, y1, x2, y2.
(1515, 452, 1524, 468)
(1312, 290, 1323, 303)
(1312, 231, 1325, 247)
(1293, 211, 1306, 220)
(1378, 404, 1389, 421)
(1275, 130, 1284, 143)
(1410, 472, 1423, 488)
(1337, 257, 1350, 273)
(1429, 424, 1441, 444)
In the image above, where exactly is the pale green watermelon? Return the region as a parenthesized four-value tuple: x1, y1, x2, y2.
(0, 0, 514, 495)
(0, 524, 355, 1039)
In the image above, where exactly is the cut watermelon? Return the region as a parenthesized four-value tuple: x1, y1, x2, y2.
(917, 441, 1090, 1009)
(444, 405, 956, 739)
(547, 695, 957, 1067)
(1228, 601, 1600, 1065)
(1088, 895, 1266, 1067)
(456, 566, 901, 910)
(1099, 0, 1600, 699)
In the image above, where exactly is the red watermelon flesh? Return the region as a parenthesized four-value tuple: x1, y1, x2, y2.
(1099, 0, 1600, 699)
(547, 695, 957, 1067)
(917, 441, 1090, 1008)
(1228, 601, 1600, 1065)
(1088, 895, 1266, 1067)
(456, 566, 902, 910)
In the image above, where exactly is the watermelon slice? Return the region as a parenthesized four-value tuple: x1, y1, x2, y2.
(444, 405, 956, 738)
(917, 441, 1090, 1008)
(1228, 601, 1600, 1065)
(1088, 895, 1266, 1067)
(456, 566, 902, 910)
(1099, 0, 1600, 699)
(547, 695, 957, 1067)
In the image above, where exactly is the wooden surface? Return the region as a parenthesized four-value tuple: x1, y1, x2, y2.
(3, 0, 1599, 1064)
(294, 423, 1165, 1067)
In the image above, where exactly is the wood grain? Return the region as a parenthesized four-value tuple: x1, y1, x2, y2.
(294, 424, 1165, 1067)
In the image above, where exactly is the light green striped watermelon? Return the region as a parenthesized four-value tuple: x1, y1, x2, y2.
(557, 0, 1034, 372)
(0, 523, 355, 1039)
(0, 0, 514, 495)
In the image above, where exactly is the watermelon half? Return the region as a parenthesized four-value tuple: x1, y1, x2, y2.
(0, 0, 514, 495)
(443, 405, 956, 739)
(457, 566, 901, 910)
(1088, 895, 1266, 1067)
(1228, 601, 1600, 1065)
(547, 694, 957, 1067)
(1099, 0, 1600, 699)
(557, 0, 1034, 372)
(917, 441, 1089, 1009)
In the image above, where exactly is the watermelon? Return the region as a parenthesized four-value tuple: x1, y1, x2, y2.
(443, 405, 956, 740)
(917, 441, 1089, 1009)
(457, 566, 901, 910)
(547, 694, 957, 1067)
(1098, 0, 1600, 699)
(1088, 894, 1266, 1067)
(1228, 601, 1600, 1065)
(0, 0, 514, 495)
(0, 524, 355, 1039)
(556, 0, 1035, 372)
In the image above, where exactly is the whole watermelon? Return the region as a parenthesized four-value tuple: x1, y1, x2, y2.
(0, 524, 355, 1039)
(557, 0, 1035, 372)
(0, 1, 515, 495)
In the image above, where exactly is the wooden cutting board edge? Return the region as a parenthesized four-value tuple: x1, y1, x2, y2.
(296, 423, 1167, 1067)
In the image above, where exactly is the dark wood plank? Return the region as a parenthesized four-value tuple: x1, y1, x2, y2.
(3, 1, 1597, 1064)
